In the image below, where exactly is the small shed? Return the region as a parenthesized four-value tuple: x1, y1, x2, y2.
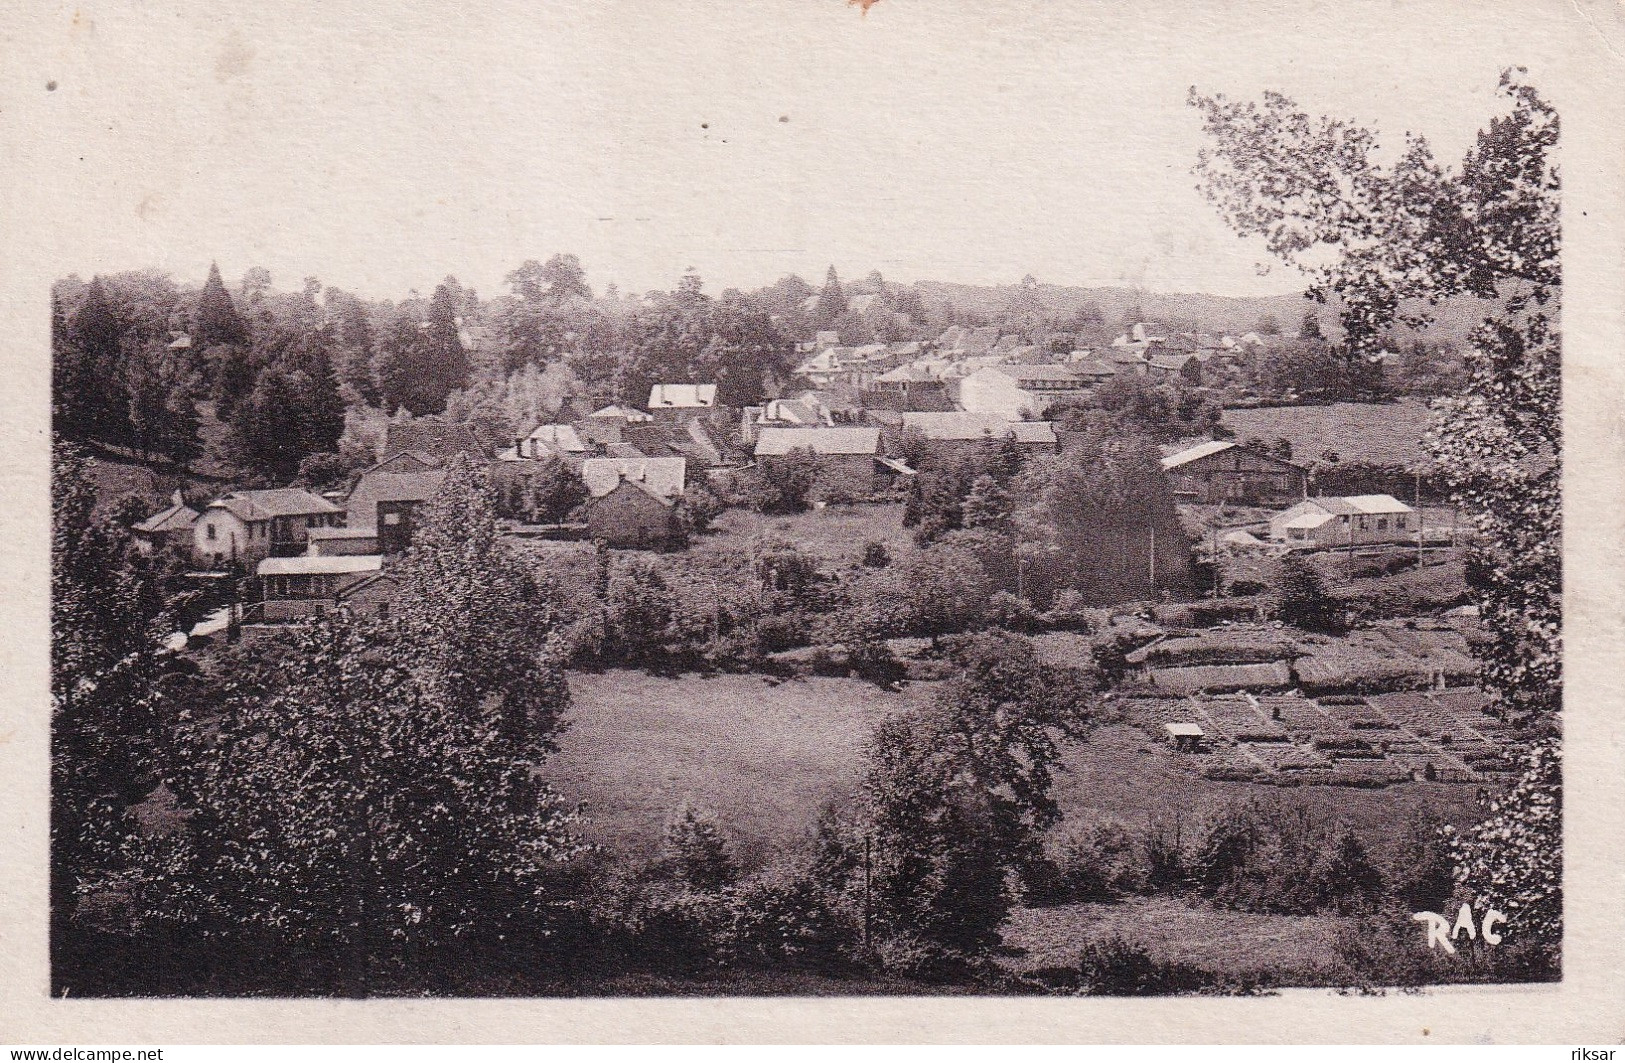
(1164, 722, 1206, 752)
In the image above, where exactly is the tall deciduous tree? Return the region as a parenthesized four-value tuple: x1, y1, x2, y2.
(614, 271, 794, 409)
(123, 341, 202, 464)
(1446, 741, 1560, 966)
(110, 618, 586, 981)
(1191, 71, 1560, 720)
(390, 456, 571, 747)
(1014, 428, 1195, 606)
(51, 443, 167, 940)
(857, 633, 1085, 956)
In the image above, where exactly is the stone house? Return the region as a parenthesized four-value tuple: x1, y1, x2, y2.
(193, 488, 344, 568)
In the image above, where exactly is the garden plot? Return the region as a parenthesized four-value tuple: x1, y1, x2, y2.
(1292, 631, 1437, 693)
(1126, 628, 1298, 668)
(1196, 696, 1288, 742)
(1254, 694, 1331, 739)
(1315, 695, 1400, 732)
(1151, 661, 1293, 696)
(1321, 758, 1416, 787)
(1384, 752, 1476, 783)
(1237, 740, 1329, 773)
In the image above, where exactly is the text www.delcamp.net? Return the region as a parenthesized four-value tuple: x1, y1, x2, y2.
(11, 1050, 163, 1061)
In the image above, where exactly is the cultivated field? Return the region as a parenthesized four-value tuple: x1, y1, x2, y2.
(1047, 721, 1487, 843)
(1220, 400, 1433, 467)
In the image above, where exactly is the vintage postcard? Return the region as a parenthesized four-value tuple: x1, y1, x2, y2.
(2, 0, 1623, 1046)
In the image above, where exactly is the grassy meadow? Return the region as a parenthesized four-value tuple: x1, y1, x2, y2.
(1220, 400, 1433, 467)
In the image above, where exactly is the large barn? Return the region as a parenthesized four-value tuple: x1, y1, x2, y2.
(1160, 440, 1308, 506)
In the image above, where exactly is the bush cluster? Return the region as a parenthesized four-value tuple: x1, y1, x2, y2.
(1022, 801, 1455, 920)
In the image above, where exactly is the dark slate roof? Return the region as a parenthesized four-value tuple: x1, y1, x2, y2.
(133, 499, 199, 534)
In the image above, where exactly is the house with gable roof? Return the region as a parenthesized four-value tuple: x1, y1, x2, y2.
(1146, 350, 1204, 384)
(1160, 439, 1307, 505)
(581, 456, 687, 547)
(864, 363, 953, 412)
(132, 491, 200, 555)
(382, 416, 491, 463)
(753, 426, 903, 498)
(506, 422, 592, 461)
(344, 451, 449, 554)
(193, 488, 345, 567)
(889, 412, 1058, 456)
(647, 383, 719, 422)
(1269, 494, 1415, 548)
(959, 363, 1093, 420)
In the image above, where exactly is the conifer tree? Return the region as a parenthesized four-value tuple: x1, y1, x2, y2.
(816, 265, 847, 325)
(226, 364, 309, 481)
(64, 277, 132, 445)
(194, 262, 248, 350)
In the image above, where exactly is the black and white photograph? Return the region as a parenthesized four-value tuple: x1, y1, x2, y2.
(6, 0, 1624, 1046)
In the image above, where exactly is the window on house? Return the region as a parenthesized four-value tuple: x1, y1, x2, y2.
(1377, 517, 1389, 530)
(206, 524, 217, 541)
(1397, 516, 1408, 529)
(1358, 516, 1368, 530)
(377, 602, 390, 620)
(384, 512, 401, 526)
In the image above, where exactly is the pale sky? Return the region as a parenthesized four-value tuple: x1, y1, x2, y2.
(2, 0, 1581, 302)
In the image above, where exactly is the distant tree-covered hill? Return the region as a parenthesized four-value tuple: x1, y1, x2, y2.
(911, 279, 1490, 343)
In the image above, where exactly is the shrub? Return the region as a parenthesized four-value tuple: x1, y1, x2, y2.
(815, 475, 862, 508)
(1275, 553, 1346, 633)
(1071, 937, 1225, 996)
(1041, 590, 1103, 632)
(589, 871, 727, 973)
(752, 535, 819, 598)
(753, 448, 819, 514)
(725, 862, 854, 969)
(659, 804, 738, 893)
(1140, 815, 1190, 891)
(846, 638, 906, 688)
(1028, 819, 1147, 904)
(1190, 799, 1385, 915)
(604, 559, 675, 663)
(754, 612, 807, 654)
(861, 540, 891, 568)
(987, 590, 1042, 632)
(677, 481, 726, 536)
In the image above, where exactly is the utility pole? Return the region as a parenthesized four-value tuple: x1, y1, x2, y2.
(863, 833, 872, 950)
(1416, 470, 1426, 570)
(1211, 524, 1220, 598)
(1148, 522, 1157, 595)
